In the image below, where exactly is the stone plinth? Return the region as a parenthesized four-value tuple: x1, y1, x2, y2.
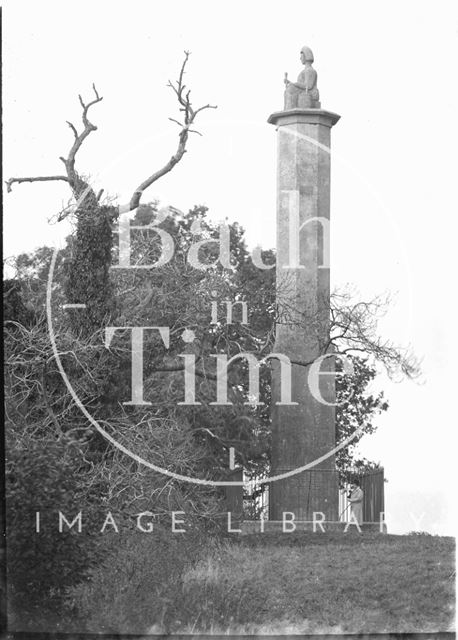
(268, 108, 340, 521)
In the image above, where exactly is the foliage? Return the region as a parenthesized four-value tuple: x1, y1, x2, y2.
(335, 355, 388, 473)
(3, 279, 35, 327)
(408, 530, 433, 536)
(5, 204, 393, 490)
(3, 203, 396, 632)
(67, 526, 212, 635)
(64, 204, 117, 334)
(4, 313, 222, 523)
(5, 436, 110, 619)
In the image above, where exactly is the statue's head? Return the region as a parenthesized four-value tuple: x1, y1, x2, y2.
(300, 46, 314, 64)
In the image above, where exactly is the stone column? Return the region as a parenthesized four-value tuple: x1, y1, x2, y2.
(268, 108, 340, 521)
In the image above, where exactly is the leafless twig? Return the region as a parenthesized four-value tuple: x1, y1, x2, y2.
(59, 83, 103, 198)
(6, 84, 103, 215)
(129, 51, 216, 210)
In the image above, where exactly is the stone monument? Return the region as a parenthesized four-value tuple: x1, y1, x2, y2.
(284, 45, 321, 109)
(268, 46, 340, 522)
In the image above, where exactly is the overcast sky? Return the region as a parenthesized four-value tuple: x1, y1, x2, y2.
(3, 0, 458, 534)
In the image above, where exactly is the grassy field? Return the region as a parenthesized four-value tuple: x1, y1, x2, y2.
(65, 529, 455, 635)
(171, 531, 455, 635)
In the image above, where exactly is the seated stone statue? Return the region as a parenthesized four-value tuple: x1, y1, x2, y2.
(284, 45, 321, 109)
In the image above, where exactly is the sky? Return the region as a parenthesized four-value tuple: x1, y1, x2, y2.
(3, 0, 458, 534)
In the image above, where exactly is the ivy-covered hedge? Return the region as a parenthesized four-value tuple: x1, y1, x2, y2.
(5, 437, 110, 625)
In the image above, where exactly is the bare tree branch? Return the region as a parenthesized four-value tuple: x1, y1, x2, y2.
(41, 362, 64, 439)
(329, 288, 421, 380)
(61, 84, 103, 191)
(5, 175, 69, 193)
(6, 84, 103, 213)
(66, 121, 78, 138)
(129, 51, 216, 211)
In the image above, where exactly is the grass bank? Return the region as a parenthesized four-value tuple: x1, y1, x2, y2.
(70, 530, 454, 635)
(176, 531, 455, 634)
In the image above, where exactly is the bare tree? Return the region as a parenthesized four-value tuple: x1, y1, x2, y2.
(6, 51, 216, 218)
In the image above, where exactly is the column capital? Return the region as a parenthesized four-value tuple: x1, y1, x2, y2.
(268, 108, 340, 128)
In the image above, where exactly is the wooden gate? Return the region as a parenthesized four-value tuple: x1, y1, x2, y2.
(360, 467, 385, 523)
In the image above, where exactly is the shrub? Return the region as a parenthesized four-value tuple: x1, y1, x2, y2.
(5, 437, 109, 627)
(67, 525, 212, 634)
(408, 531, 433, 536)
